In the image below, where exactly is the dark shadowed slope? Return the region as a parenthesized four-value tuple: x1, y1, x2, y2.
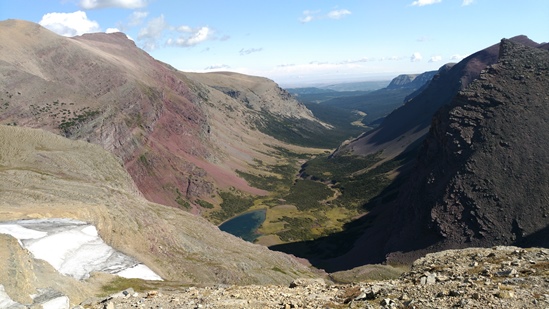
(333, 35, 541, 162)
(327, 39, 549, 268)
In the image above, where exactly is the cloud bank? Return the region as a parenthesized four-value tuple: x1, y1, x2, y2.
(79, 0, 148, 9)
(136, 14, 216, 50)
(39, 11, 100, 37)
(299, 9, 352, 23)
(411, 52, 423, 62)
(411, 0, 442, 6)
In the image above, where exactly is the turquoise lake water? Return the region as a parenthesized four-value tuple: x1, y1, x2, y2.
(218, 209, 266, 242)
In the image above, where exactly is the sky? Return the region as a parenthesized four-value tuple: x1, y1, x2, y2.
(0, 0, 547, 86)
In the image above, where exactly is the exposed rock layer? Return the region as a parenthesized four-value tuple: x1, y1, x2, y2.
(0, 19, 324, 210)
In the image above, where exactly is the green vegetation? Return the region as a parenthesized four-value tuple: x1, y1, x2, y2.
(271, 266, 286, 274)
(196, 199, 214, 209)
(255, 113, 338, 148)
(175, 189, 190, 209)
(209, 143, 405, 246)
(100, 278, 188, 296)
(275, 216, 316, 242)
(138, 153, 150, 168)
(236, 170, 283, 191)
(209, 191, 255, 223)
(58, 109, 100, 134)
(283, 180, 334, 211)
(303, 153, 381, 180)
(236, 146, 308, 191)
(299, 153, 409, 209)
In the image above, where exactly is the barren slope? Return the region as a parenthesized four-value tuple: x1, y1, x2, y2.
(0, 19, 326, 211)
(0, 125, 317, 305)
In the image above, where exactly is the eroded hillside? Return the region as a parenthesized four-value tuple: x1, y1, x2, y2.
(0, 125, 317, 305)
(0, 19, 328, 213)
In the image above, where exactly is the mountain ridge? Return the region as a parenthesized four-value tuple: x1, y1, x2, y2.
(332, 35, 541, 162)
(326, 38, 549, 268)
(0, 19, 327, 211)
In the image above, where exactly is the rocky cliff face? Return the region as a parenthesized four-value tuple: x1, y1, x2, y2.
(331, 39, 549, 267)
(389, 39, 549, 254)
(0, 20, 325, 210)
(333, 35, 541, 162)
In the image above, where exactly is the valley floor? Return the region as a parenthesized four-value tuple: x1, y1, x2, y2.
(83, 246, 549, 308)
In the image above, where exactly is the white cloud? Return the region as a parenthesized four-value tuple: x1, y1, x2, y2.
(138, 15, 168, 40)
(462, 0, 474, 5)
(429, 55, 442, 62)
(137, 15, 169, 49)
(450, 54, 466, 61)
(128, 11, 148, 26)
(39, 11, 100, 37)
(327, 9, 351, 19)
(177, 25, 193, 32)
(239, 48, 263, 56)
(411, 0, 442, 6)
(79, 0, 148, 9)
(167, 26, 213, 47)
(186, 27, 212, 46)
(137, 15, 216, 50)
(340, 57, 371, 64)
(106, 27, 120, 33)
(299, 10, 318, 23)
(411, 52, 423, 62)
(205, 64, 231, 70)
(299, 15, 314, 23)
(299, 9, 351, 23)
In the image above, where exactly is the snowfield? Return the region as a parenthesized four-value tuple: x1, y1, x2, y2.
(0, 218, 162, 281)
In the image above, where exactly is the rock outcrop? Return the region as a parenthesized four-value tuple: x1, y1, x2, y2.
(83, 246, 549, 308)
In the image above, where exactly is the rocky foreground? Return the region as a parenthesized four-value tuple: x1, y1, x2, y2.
(80, 246, 549, 309)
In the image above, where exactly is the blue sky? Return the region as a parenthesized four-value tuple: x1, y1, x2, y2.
(1, 0, 547, 86)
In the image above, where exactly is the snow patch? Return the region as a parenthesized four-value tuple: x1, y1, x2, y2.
(116, 264, 163, 280)
(41, 296, 69, 309)
(0, 219, 162, 281)
(0, 224, 47, 241)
